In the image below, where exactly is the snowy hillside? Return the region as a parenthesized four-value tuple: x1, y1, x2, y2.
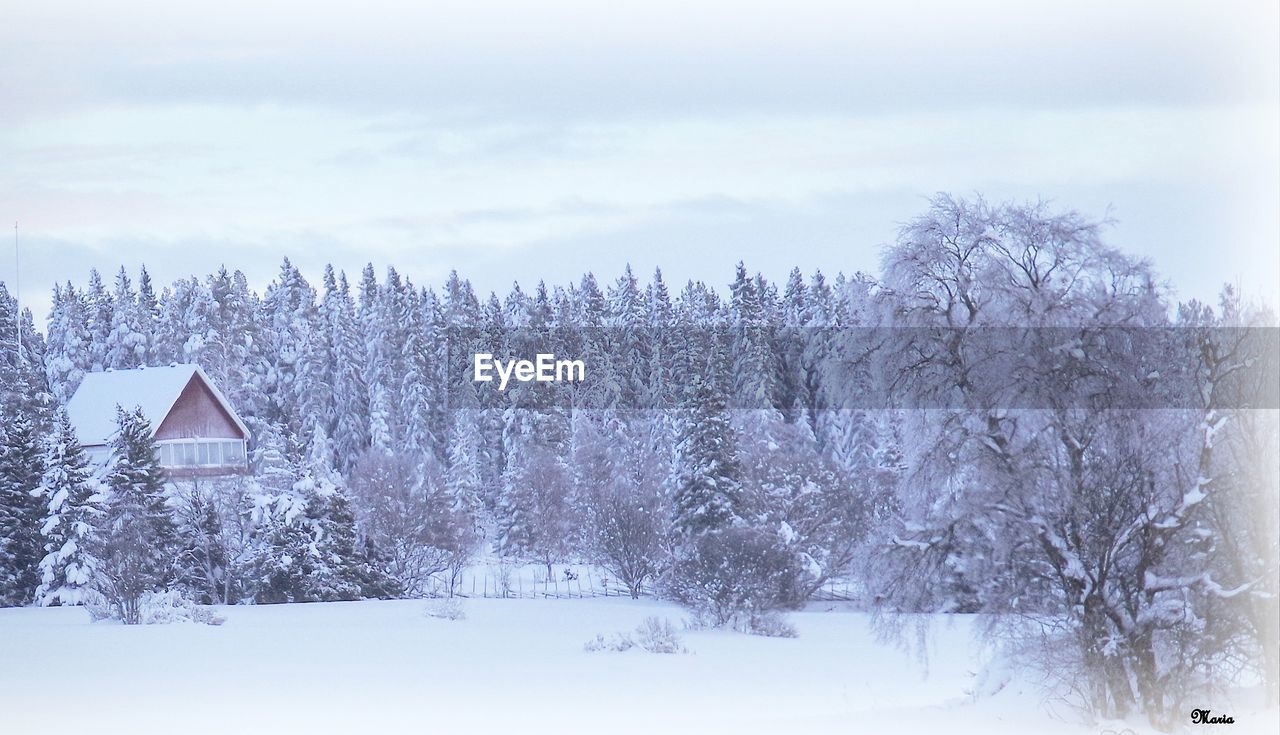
(1, 597, 1275, 735)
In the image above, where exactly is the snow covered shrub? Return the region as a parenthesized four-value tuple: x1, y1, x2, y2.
(495, 559, 515, 598)
(88, 590, 225, 625)
(137, 590, 227, 625)
(424, 598, 465, 621)
(583, 632, 635, 653)
(82, 588, 115, 622)
(633, 616, 688, 653)
(664, 526, 805, 628)
(584, 618, 688, 654)
(741, 611, 798, 638)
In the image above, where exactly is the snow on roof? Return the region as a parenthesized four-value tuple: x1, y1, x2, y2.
(65, 364, 249, 447)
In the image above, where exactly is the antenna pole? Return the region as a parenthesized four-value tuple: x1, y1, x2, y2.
(13, 221, 21, 365)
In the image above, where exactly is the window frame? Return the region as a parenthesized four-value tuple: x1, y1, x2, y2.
(156, 438, 248, 469)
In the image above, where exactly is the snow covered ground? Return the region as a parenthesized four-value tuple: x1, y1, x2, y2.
(0, 597, 1274, 735)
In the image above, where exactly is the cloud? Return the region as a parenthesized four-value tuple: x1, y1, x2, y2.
(1, 0, 1276, 320)
(4, 1, 1276, 123)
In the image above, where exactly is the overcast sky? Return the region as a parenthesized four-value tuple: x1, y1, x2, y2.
(3, 0, 1277, 322)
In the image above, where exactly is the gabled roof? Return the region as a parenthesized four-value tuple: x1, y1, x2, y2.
(66, 364, 251, 447)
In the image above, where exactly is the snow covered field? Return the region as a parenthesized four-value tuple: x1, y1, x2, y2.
(2, 598, 1273, 734)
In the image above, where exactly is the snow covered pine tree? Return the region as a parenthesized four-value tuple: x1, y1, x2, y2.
(93, 407, 178, 624)
(34, 408, 102, 606)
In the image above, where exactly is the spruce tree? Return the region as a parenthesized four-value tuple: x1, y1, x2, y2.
(153, 275, 199, 367)
(729, 262, 780, 409)
(330, 270, 370, 470)
(254, 431, 397, 603)
(261, 258, 318, 444)
(136, 265, 160, 363)
(255, 495, 325, 604)
(445, 405, 485, 525)
(44, 283, 93, 403)
(672, 374, 741, 537)
(84, 269, 114, 372)
(94, 407, 177, 623)
(607, 265, 651, 407)
(308, 480, 399, 600)
(442, 270, 483, 413)
(365, 267, 412, 453)
(256, 477, 397, 603)
(105, 266, 147, 369)
(401, 286, 444, 464)
(0, 408, 45, 606)
(216, 268, 267, 417)
(646, 267, 676, 409)
(496, 402, 575, 579)
(0, 286, 49, 606)
(34, 408, 102, 606)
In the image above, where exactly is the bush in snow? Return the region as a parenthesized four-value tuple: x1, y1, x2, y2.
(664, 525, 805, 628)
(741, 611, 798, 638)
(494, 558, 515, 598)
(585, 617, 688, 654)
(424, 598, 465, 621)
(87, 589, 225, 626)
(633, 616, 688, 653)
(583, 632, 634, 653)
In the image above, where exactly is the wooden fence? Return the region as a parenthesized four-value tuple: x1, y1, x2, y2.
(426, 567, 858, 603)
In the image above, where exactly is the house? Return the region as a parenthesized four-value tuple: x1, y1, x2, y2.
(66, 364, 251, 477)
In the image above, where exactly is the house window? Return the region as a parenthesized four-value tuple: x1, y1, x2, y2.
(222, 441, 245, 464)
(157, 439, 247, 469)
